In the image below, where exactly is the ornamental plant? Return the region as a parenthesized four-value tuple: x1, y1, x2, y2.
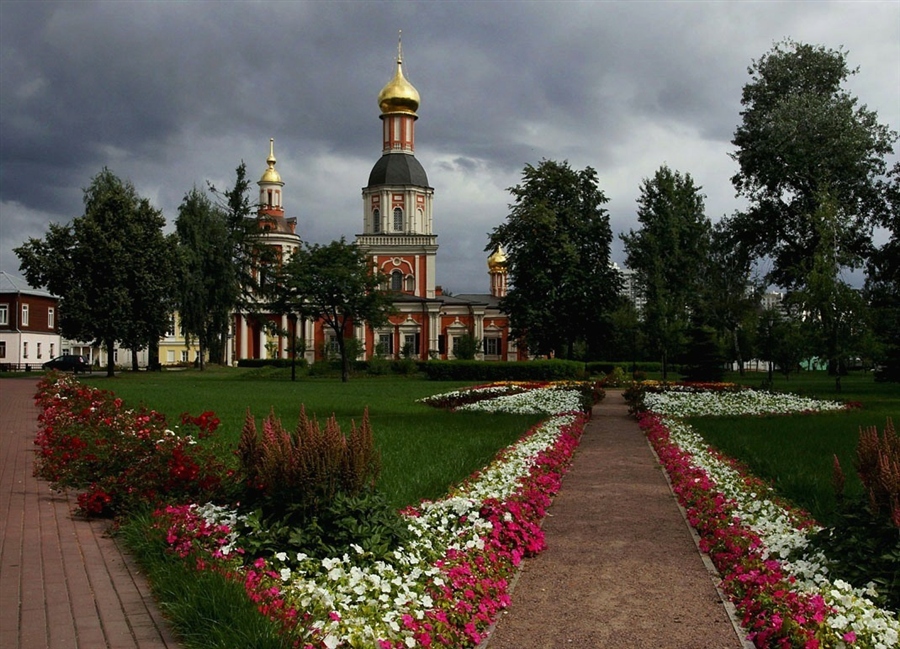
(33, 373, 226, 516)
(237, 406, 380, 513)
(636, 385, 900, 648)
(855, 418, 900, 525)
(153, 392, 589, 647)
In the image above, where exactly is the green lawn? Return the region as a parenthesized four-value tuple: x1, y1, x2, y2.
(688, 371, 898, 525)
(81, 367, 542, 509)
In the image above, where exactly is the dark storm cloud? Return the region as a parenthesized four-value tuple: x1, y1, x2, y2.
(2, 1, 898, 293)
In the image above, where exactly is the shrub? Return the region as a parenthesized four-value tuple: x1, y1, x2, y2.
(811, 419, 900, 610)
(236, 406, 380, 515)
(237, 358, 308, 369)
(422, 359, 585, 382)
(855, 418, 900, 524)
(586, 361, 662, 375)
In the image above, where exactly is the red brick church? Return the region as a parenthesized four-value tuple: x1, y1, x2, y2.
(232, 40, 522, 365)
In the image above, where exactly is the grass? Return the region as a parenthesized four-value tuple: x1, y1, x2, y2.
(80, 367, 543, 509)
(687, 370, 899, 525)
(121, 510, 290, 649)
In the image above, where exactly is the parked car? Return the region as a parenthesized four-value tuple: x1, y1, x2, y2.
(42, 354, 89, 373)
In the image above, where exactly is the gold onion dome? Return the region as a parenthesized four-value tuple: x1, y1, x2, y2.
(259, 138, 282, 184)
(378, 34, 419, 115)
(488, 246, 508, 272)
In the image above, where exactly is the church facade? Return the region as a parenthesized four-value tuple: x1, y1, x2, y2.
(231, 42, 522, 365)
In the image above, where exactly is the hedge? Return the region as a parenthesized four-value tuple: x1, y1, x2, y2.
(421, 360, 586, 381)
(237, 358, 309, 369)
(585, 362, 666, 375)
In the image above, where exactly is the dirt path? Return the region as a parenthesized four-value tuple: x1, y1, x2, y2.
(482, 391, 751, 649)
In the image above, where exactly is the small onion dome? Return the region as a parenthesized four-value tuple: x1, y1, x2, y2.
(259, 138, 282, 184)
(378, 57, 419, 115)
(487, 246, 508, 272)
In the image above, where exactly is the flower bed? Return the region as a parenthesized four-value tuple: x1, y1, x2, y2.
(638, 386, 899, 648)
(33, 373, 225, 516)
(153, 389, 590, 648)
(419, 381, 601, 415)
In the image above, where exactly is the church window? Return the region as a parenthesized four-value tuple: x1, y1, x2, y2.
(378, 333, 393, 356)
(405, 275, 415, 292)
(267, 189, 273, 206)
(373, 208, 380, 233)
(391, 270, 403, 291)
(484, 338, 500, 356)
(393, 207, 403, 231)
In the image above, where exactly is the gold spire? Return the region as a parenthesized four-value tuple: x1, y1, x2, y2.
(259, 137, 282, 184)
(487, 245, 508, 272)
(378, 31, 420, 115)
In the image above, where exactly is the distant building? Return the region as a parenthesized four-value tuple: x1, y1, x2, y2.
(760, 290, 784, 312)
(0, 272, 62, 370)
(230, 39, 521, 365)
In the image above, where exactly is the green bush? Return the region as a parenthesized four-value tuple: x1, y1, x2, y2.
(586, 361, 663, 375)
(237, 358, 309, 370)
(237, 406, 380, 513)
(422, 359, 585, 381)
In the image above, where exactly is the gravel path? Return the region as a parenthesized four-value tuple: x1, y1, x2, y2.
(482, 391, 752, 649)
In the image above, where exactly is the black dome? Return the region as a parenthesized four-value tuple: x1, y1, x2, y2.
(367, 153, 429, 187)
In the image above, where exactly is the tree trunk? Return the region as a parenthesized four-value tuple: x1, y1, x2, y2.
(131, 349, 139, 372)
(106, 340, 116, 377)
(338, 336, 350, 383)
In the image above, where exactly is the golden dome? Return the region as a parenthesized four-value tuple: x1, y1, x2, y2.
(488, 246, 508, 272)
(378, 34, 419, 115)
(259, 138, 282, 184)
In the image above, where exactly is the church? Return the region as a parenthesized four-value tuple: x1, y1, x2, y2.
(229, 41, 522, 366)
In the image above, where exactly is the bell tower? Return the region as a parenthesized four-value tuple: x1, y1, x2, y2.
(357, 34, 437, 299)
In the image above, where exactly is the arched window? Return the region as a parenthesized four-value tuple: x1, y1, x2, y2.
(405, 275, 415, 292)
(393, 207, 403, 231)
(373, 208, 380, 233)
(391, 270, 403, 291)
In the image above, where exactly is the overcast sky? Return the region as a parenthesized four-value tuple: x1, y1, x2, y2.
(2, 1, 898, 294)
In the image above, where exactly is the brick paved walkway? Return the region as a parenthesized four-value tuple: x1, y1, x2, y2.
(0, 378, 179, 649)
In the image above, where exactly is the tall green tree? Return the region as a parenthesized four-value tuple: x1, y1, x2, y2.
(730, 39, 896, 291)
(15, 168, 174, 376)
(488, 159, 620, 359)
(865, 163, 900, 381)
(621, 165, 711, 379)
(277, 238, 393, 382)
(206, 162, 268, 364)
(174, 187, 233, 370)
(696, 218, 763, 374)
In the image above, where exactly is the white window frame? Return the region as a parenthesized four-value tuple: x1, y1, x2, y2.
(23, 341, 28, 359)
(0, 341, 6, 358)
(393, 207, 403, 231)
(0, 304, 8, 326)
(48, 307, 55, 329)
(21, 304, 29, 327)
